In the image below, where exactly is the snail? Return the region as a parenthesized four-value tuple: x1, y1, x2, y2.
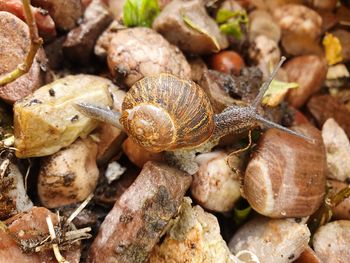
(75, 57, 313, 156)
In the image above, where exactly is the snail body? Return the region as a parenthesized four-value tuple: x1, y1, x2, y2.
(121, 74, 215, 152)
(76, 58, 312, 153)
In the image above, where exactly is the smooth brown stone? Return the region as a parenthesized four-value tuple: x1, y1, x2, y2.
(244, 123, 326, 218)
(285, 55, 327, 108)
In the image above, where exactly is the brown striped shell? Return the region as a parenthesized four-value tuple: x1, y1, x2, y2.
(120, 74, 215, 152)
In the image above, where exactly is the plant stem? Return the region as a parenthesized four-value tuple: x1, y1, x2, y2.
(308, 185, 350, 236)
(330, 185, 350, 207)
(0, 0, 43, 86)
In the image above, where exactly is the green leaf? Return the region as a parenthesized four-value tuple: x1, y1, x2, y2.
(262, 79, 299, 107)
(216, 9, 236, 23)
(123, 0, 160, 28)
(123, 0, 137, 26)
(216, 9, 248, 24)
(216, 9, 248, 39)
(219, 21, 242, 39)
(233, 205, 251, 226)
(182, 13, 220, 51)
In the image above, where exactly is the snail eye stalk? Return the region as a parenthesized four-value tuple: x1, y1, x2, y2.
(74, 103, 124, 130)
(251, 56, 286, 110)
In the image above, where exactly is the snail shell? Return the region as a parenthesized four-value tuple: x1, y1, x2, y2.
(120, 74, 215, 152)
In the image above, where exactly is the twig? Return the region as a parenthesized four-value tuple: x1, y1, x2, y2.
(24, 159, 32, 191)
(34, 235, 51, 252)
(17, 195, 93, 259)
(329, 186, 350, 207)
(46, 216, 70, 263)
(64, 227, 92, 241)
(0, 0, 43, 86)
(307, 185, 350, 237)
(67, 194, 94, 224)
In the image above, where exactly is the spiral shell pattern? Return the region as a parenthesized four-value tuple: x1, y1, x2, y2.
(121, 74, 215, 152)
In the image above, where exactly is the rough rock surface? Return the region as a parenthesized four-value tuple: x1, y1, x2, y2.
(150, 198, 234, 263)
(87, 162, 192, 263)
(322, 118, 350, 181)
(313, 220, 350, 263)
(107, 27, 191, 87)
(229, 217, 310, 263)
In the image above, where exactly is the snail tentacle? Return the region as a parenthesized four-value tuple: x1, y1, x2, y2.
(253, 114, 315, 143)
(251, 56, 286, 109)
(212, 56, 315, 143)
(74, 103, 124, 130)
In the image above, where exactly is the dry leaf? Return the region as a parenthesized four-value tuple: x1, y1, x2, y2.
(323, 33, 343, 66)
(263, 79, 299, 107)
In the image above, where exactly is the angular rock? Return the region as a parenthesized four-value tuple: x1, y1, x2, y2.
(198, 70, 238, 113)
(249, 35, 281, 79)
(87, 161, 192, 263)
(150, 198, 234, 262)
(14, 74, 113, 158)
(63, 0, 113, 64)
